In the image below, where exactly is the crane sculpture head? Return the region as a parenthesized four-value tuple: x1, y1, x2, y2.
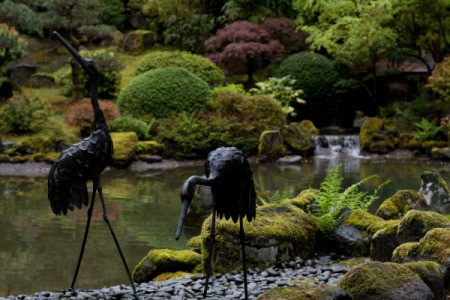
(52, 31, 99, 78)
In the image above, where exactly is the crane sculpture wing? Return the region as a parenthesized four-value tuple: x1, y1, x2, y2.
(48, 129, 112, 215)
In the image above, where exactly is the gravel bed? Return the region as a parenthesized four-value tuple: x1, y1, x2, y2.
(1, 255, 355, 300)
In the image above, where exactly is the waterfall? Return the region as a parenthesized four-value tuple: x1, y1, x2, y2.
(313, 135, 361, 158)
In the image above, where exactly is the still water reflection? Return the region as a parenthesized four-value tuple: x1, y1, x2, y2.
(0, 157, 449, 296)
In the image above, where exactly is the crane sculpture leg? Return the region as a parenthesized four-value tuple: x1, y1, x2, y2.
(71, 178, 138, 298)
(203, 199, 216, 298)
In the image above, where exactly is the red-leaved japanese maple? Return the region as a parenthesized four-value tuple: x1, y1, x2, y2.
(204, 21, 285, 86)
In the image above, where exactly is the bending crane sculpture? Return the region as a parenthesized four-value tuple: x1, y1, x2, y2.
(48, 31, 137, 298)
(175, 147, 256, 299)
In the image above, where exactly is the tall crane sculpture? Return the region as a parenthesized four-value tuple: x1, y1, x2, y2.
(48, 31, 137, 299)
(175, 147, 256, 299)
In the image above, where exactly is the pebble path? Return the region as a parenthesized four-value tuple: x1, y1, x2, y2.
(1, 255, 356, 300)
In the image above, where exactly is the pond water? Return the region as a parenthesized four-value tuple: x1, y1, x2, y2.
(0, 156, 449, 297)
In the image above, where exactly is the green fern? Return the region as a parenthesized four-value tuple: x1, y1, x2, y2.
(314, 163, 390, 234)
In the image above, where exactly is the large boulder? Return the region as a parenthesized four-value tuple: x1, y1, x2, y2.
(338, 261, 434, 300)
(403, 261, 447, 300)
(359, 117, 397, 154)
(376, 190, 425, 220)
(200, 204, 319, 273)
(110, 132, 138, 168)
(330, 210, 397, 257)
(418, 171, 450, 214)
(258, 130, 286, 162)
(393, 227, 450, 266)
(280, 122, 315, 156)
(370, 222, 400, 261)
(133, 249, 202, 283)
(396, 210, 450, 244)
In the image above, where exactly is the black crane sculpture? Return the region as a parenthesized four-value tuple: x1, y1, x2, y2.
(175, 147, 256, 299)
(48, 31, 137, 298)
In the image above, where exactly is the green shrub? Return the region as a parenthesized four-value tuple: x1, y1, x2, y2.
(54, 66, 72, 96)
(155, 90, 285, 157)
(117, 67, 212, 122)
(135, 51, 224, 87)
(250, 76, 305, 117)
(0, 94, 51, 134)
(155, 112, 234, 158)
(273, 51, 340, 124)
(110, 116, 151, 140)
(80, 49, 122, 99)
(54, 50, 122, 98)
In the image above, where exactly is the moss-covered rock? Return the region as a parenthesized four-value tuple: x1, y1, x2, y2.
(133, 248, 202, 283)
(258, 130, 286, 162)
(280, 122, 315, 156)
(431, 147, 450, 160)
(370, 222, 400, 261)
(290, 188, 318, 211)
(338, 261, 434, 300)
(403, 261, 447, 300)
(331, 210, 398, 257)
(257, 285, 351, 300)
(359, 117, 398, 154)
(393, 227, 450, 266)
(111, 132, 138, 168)
(121, 30, 155, 54)
(299, 120, 319, 135)
(28, 73, 55, 88)
(136, 140, 164, 155)
(200, 204, 318, 274)
(376, 190, 425, 220)
(186, 235, 202, 254)
(397, 210, 450, 244)
(418, 171, 450, 214)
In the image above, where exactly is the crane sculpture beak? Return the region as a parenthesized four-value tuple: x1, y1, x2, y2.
(52, 31, 97, 76)
(175, 194, 191, 240)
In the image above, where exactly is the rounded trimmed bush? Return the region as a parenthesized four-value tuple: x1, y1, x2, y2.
(273, 51, 340, 126)
(109, 116, 150, 140)
(135, 51, 224, 87)
(274, 51, 339, 101)
(117, 67, 212, 121)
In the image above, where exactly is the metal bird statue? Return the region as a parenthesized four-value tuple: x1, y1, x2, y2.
(175, 147, 256, 299)
(48, 31, 137, 298)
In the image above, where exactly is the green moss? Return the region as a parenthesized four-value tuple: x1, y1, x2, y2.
(393, 228, 450, 264)
(345, 209, 395, 235)
(290, 188, 319, 210)
(136, 140, 164, 155)
(111, 132, 138, 161)
(392, 242, 420, 261)
(401, 210, 450, 235)
(299, 120, 319, 134)
(133, 248, 201, 282)
(376, 190, 423, 219)
(360, 117, 384, 150)
(200, 204, 318, 273)
(186, 235, 202, 253)
(258, 130, 286, 160)
(402, 260, 443, 281)
(338, 261, 420, 298)
(257, 285, 345, 300)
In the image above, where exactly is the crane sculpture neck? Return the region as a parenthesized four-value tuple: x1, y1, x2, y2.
(89, 76, 106, 129)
